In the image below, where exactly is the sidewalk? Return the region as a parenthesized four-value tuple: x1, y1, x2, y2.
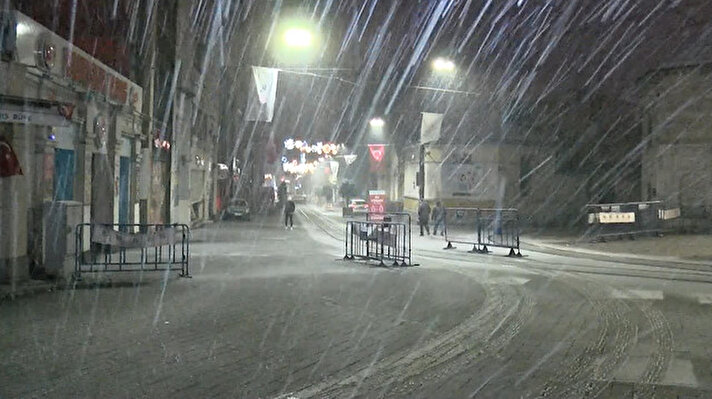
(521, 230, 712, 266)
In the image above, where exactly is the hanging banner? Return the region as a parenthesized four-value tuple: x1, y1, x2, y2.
(329, 160, 339, 184)
(0, 138, 23, 177)
(245, 66, 279, 122)
(420, 112, 443, 144)
(368, 144, 385, 162)
(368, 144, 385, 172)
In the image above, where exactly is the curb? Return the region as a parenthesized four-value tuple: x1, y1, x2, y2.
(521, 239, 712, 270)
(0, 281, 60, 303)
(1, 274, 180, 304)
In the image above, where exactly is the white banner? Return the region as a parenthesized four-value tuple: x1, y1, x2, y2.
(420, 112, 443, 144)
(588, 212, 636, 224)
(91, 225, 179, 248)
(329, 161, 339, 184)
(245, 66, 279, 122)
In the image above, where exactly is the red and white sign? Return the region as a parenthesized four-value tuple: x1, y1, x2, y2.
(368, 144, 385, 162)
(368, 144, 385, 172)
(368, 190, 386, 220)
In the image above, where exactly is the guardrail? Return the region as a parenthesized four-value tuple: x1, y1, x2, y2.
(344, 219, 412, 266)
(443, 208, 522, 257)
(74, 223, 191, 280)
(585, 201, 680, 241)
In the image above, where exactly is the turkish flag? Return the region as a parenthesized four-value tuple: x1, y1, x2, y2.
(0, 139, 23, 177)
(368, 144, 385, 172)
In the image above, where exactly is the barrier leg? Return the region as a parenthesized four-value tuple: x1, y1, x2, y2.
(444, 241, 455, 250)
(508, 248, 516, 257)
(379, 228, 385, 267)
(344, 223, 350, 260)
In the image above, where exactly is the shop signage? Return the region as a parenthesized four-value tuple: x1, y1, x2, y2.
(0, 107, 69, 126)
(64, 48, 129, 105)
(368, 190, 386, 220)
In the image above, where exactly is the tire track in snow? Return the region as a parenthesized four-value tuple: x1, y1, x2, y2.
(536, 274, 636, 398)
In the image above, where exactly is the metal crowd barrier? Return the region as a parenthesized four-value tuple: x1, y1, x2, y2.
(344, 219, 412, 266)
(368, 212, 412, 264)
(74, 223, 191, 280)
(443, 208, 522, 257)
(585, 201, 680, 241)
(442, 207, 479, 250)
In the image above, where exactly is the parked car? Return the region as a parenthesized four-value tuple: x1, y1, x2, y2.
(291, 194, 307, 204)
(223, 198, 251, 220)
(348, 198, 369, 213)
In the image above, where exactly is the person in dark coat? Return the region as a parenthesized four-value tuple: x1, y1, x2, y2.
(432, 201, 447, 236)
(284, 200, 296, 229)
(417, 199, 431, 236)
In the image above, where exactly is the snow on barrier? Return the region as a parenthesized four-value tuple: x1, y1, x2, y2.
(344, 219, 412, 266)
(74, 223, 191, 280)
(443, 208, 522, 257)
(585, 201, 679, 241)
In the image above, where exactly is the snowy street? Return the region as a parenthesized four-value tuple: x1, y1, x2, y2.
(2, 207, 712, 398)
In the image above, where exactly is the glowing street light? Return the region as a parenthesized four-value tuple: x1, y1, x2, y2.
(284, 27, 313, 48)
(432, 57, 455, 72)
(369, 117, 385, 128)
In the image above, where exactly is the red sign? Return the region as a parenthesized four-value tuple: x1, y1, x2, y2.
(0, 139, 23, 177)
(368, 144, 385, 162)
(368, 190, 386, 220)
(368, 144, 385, 172)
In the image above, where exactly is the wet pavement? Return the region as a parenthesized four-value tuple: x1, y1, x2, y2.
(1, 208, 712, 398)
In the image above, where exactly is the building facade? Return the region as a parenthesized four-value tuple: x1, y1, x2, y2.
(0, 11, 144, 282)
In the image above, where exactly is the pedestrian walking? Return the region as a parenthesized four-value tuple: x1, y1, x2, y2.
(432, 201, 447, 236)
(418, 199, 431, 236)
(284, 199, 296, 229)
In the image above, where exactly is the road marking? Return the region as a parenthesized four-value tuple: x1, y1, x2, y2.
(611, 289, 664, 300)
(612, 355, 648, 381)
(661, 358, 698, 388)
(697, 294, 712, 304)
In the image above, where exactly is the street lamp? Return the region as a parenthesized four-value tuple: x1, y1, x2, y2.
(274, 20, 317, 63)
(369, 117, 385, 128)
(432, 57, 455, 73)
(284, 27, 313, 48)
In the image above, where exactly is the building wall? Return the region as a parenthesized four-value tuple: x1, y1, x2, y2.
(167, 1, 221, 226)
(641, 69, 712, 216)
(1, 11, 145, 282)
(641, 67, 712, 219)
(401, 143, 520, 211)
